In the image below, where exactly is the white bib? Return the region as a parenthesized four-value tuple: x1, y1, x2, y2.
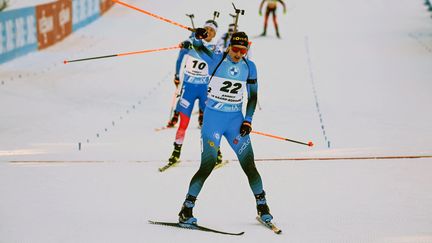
(208, 76, 245, 104)
(184, 55, 209, 77)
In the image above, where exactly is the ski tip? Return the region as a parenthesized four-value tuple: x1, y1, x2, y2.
(256, 216, 282, 234)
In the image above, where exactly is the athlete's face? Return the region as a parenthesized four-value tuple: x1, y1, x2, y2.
(228, 45, 248, 63)
(204, 27, 216, 42)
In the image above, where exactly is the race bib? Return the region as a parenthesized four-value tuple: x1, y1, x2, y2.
(184, 55, 208, 77)
(208, 76, 245, 104)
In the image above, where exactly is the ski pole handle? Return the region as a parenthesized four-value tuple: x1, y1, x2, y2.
(213, 11, 220, 21)
(186, 14, 195, 29)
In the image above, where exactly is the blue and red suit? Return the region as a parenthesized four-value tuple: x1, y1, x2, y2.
(173, 39, 218, 144)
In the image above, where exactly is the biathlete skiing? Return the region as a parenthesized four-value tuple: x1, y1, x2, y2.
(177, 28, 275, 226)
(164, 20, 223, 169)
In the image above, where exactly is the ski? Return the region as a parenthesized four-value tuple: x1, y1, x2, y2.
(256, 216, 282, 234)
(158, 161, 180, 172)
(148, 220, 244, 236)
(213, 160, 229, 170)
(155, 125, 177, 132)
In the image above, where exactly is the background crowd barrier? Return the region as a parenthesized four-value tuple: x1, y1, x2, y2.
(0, 0, 114, 64)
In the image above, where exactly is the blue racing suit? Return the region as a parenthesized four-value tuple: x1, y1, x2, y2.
(186, 36, 263, 197)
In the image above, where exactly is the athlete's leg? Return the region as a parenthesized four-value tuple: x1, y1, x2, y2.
(197, 84, 207, 127)
(223, 113, 272, 221)
(187, 108, 224, 197)
(262, 7, 271, 35)
(168, 84, 197, 163)
(271, 8, 280, 38)
(224, 112, 263, 195)
(174, 113, 190, 144)
(197, 85, 207, 112)
(174, 83, 199, 145)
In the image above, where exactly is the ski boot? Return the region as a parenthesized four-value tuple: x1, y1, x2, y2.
(179, 194, 197, 225)
(255, 191, 273, 222)
(198, 109, 204, 128)
(276, 30, 280, 39)
(168, 143, 182, 165)
(167, 111, 180, 128)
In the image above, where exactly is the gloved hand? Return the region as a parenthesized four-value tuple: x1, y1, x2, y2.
(259, 11, 262, 16)
(283, 9, 287, 14)
(195, 28, 208, 39)
(180, 41, 192, 49)
(173, 74, 180, 88)
(239, 121, 252, 137)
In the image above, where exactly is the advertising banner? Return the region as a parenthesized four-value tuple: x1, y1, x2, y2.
(0, 7, 37, 64)
(1, 0, 113, 64)
(100, 0, 114, 15)
(36, 0, 72, 49)
(72, 0, 100, 31)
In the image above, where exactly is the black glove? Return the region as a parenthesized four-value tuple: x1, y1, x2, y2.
(239, 121, 252, 137)
(195, 28, 208, 39)
(173, 74, 180, 88)
(180, 41, 192, 49)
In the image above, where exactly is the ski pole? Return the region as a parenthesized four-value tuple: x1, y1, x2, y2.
(64, 45, 180, 64)
(231, 3, 245, 33)
(168, 87, 180, 120)
(186, 14, 195, 29)
(112, 0, 194, 31)
(251, 130, 314, 147)
(229, 13, 236, 24)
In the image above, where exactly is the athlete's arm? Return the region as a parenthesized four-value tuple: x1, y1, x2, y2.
(175, 43, 190, 75)
(259, 0, 266, 15)
(278, 0, 287, 12)
(244, 61, 258, 123)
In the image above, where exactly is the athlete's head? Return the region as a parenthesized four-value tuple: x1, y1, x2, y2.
(228, 32, 249, 62)
(203, 20, 218, 42)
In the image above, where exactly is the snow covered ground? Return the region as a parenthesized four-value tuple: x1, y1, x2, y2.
(1, 0, 432, 242)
